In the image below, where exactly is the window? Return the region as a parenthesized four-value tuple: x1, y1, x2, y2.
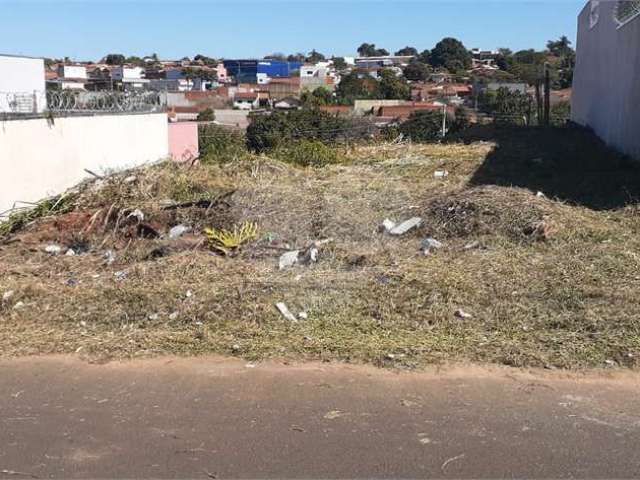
(589, 0, 600, 29)
(614, 0, 640, 28)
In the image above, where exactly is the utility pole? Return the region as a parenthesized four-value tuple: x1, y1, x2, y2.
(441, 103, 447, 138)
(543, 63, 551, 126)
(535, 80, 542, 125)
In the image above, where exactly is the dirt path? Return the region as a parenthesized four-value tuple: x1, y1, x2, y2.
(1, 356, 640, 479)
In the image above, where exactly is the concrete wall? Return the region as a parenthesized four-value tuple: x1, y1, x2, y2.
(168, 122, 199, 162)
(0, 55, 46, 113)
(572, 1, 640, 160)
(0, 113, 168, 214)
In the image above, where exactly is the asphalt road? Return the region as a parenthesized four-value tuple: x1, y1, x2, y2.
(1, 356, 640, 479)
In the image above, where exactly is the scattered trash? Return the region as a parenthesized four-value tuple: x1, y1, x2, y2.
(298, 311, 308, 320)
(44, 244, 62, 255)
(434, 170, 449, 178)
(114, 271, 128, 281)
(186, 290, 193, 298)
(454, 309, 473, 319)
(463, 241, 481, 250)
(13, 301, 25, 310)
(127, 209, 145, 222)
(168, 225, 190, 240)
(420, 237, 443, 255)
(148, 313, 159, 321)
(168, 311, 179, 321)
(124, 175, 137, 184)
(231, 344, 241, 352)
(604, 359, 616, 367)
(389, 217, 422, 236)
(66, 278, 78, 287)
(380, 218, 396, 233)
(401, 399, 421, 407)
(418, 437, 432, 445)
(137, 223, 160, 239)
(2, 290, 15, 304)
(302, 247, 319, 265)
(536, 191, 546, 198)
(103, 250, 116, 265)
(275, 302, 298, 322)
(65, 248, 76, 256)
(323, 410, 345, 420)
(279, 250, 300, 270)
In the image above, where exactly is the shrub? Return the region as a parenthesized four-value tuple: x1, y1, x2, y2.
(399, 110, 444, 142)
(198, 124, 247, 163)
(550, 101, 571, 127)
(270, 140, 346, 167)
(197, 108, 215, 122)
(246, 109, 353, 153)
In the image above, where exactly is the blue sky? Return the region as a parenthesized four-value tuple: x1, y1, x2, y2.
(1, 0, 586, 61)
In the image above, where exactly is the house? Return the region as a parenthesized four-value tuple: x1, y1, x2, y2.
(470, 49, 500, 70)
(355, 55, 414, 69)
(223, 59, 302, 84)
(486, 82, 528, 94)
(379, 102, 453, 121)
(0, 54, 46, 114)
(572, 0, 640, 159)
(51, 65, 88, 90)
(110, 66, 149, 90)
(233, 91, 259, 110)
(299, 63, 338, 91)
(274, 97, 301, 110)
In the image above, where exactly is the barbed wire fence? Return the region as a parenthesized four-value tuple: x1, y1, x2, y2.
(0, 90, 165, 117)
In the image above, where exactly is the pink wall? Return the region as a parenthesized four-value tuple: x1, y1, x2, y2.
(168, 122, 199, 162)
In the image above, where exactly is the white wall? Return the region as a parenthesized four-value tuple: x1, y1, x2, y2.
(59, 65, 87, 79)
(0, 113, 168, 214)
(0, 55, 46, 113)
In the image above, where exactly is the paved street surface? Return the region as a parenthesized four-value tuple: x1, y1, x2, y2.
(1, 356, 640, 479)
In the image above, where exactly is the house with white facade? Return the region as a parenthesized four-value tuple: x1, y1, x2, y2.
(0, 54, 46, 114)
(111, 66, 149, 90)
(53, 65, 88, 90)
(233, 91, 259, 110)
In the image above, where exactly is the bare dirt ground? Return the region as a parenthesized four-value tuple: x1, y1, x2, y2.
(2, 355, 640, 479)
(1, 126, 640, 369)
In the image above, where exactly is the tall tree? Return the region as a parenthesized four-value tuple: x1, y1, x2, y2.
(306, 49, 326, 63)
(395, 46, 418, 56)
(378, 69, 410, 100)
(104, 54, 125, 65)
(287, 53, 306, 62)
(547, 36, 573, 57)
(331, 57, 348, 71)
(265, 52, 287, 61)
(357, 43, 389, 57)
(430, 38, 472, 71)
(403, 61, 431, 81)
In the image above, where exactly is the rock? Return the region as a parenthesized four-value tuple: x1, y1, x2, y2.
(275, 302, 298, 322)
(2, 290, 15, 304)
(44, 244, 62, 255)
(124, 175, 137, 184)
(231, 344, 241, 352)
(279, 250, 300, 270)
(169, 312, 179, 321)
(298, 311, 308, 320)
(127, 209, 145, 222)
(103, 250, 116, 265)
(65, 249, 76, 256)
(168, 225, 190, 240)
(454, 309, 473, 319)
(380, 218, 396, 233)
(421, 237, 443, 255)
(389, 217, 422, 236)
(13, 301, 25, 310)
(434, 170, 449, 178)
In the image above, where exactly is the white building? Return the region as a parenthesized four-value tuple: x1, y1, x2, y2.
(111, 66, 149, 90)
(0, 54, 46, 113)
(55, 65, 88, 90)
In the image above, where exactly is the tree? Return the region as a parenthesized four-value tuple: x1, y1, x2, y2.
(357, 43, 389, 57)
(301, 87, 334, 107)
(418, 49, 431, 64)
(194, 54, 217, 66)
(378, 69, 410, 100)
(184, 67, 217, 81)
(547, 35, 573, 57)
(104, 54, 125, 65)
(478, 87, 533, 125)
(264, 52, 287, 61)
(306, 49, 326, 63)
(287, 53, 306, 62)
(335, 70, 381, 103)
(395, 46, 418, 57)
(403, 61, 431, 81)
(331, 57, 348, 71)
(430, 38, 472, 71)
(197, 108, 216, 122)
(399, 111, 445, 142)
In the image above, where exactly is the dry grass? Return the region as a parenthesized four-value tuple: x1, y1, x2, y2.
(1, 128, 640, 369)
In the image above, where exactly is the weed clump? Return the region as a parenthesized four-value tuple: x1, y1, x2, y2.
(205, 221, 259, 255)
(271, 140, 346, 167)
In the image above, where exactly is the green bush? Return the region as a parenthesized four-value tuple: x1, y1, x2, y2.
(197, 108, 215, 122)
(550, 101, 571, 127)
(246, 109, 353, 153)
(198, 124, 247, 163)
(270, 140, 346, 167)
(399, 110, 444, 142)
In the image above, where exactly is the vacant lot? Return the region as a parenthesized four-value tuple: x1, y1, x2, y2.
(1, 126, 639, 368)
